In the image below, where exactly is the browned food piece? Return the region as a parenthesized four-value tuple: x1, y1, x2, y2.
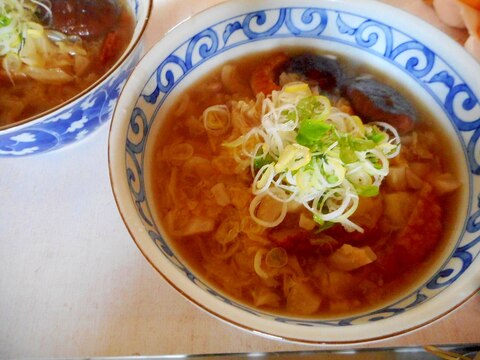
(250, 53, 345, 95)
(50, 0, 120, 40)
(100, 31, 121, 66)
(250, 53, 290, 95)
(361, 185, 442, 281)
(268, 227, 313, 252)
(343, 78, 416, 134)
(285, 53, 344, 90)
(268, 227, 341, 256)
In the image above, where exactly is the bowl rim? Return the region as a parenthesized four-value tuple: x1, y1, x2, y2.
(0, 0, 153, 133)
(113, 212, 479, 345)
(108, 0, 480, 345)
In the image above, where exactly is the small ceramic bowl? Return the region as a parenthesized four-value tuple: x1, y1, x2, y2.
(0, 0, 152, 157)
(109, 0, 480, 344)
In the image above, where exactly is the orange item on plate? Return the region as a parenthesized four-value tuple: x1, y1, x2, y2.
(458, 0, 480, 11)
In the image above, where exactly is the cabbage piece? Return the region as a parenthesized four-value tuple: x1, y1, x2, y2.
(383, 192, 417, 230)
(286, 281, 322, 315)
(181, 217, 215, 236)
(328, 244, 377, 271)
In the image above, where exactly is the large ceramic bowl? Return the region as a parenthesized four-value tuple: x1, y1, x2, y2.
(0, 0, 152, 157)
(109, 0, 480, 344)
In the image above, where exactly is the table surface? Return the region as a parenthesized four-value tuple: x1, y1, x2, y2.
(0, 0, 479, 358)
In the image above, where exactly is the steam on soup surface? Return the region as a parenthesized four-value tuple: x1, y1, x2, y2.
(150, 49, 461, 317)
(0, 0, 134, 127)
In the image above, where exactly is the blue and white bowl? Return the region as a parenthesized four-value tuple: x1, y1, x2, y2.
(0, 0, 152, 157)
(109, 0, 480, 344)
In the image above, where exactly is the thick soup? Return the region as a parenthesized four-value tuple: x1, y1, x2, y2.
(150, 50, 461, 317)
(0, 0, 134, 127)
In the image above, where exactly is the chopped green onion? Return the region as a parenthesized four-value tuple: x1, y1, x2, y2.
(314, 219, 335, 232)
(351, 138, 376, 151)
(327, 174, 339, 184)
(339, 137, 358, 164)
(357, 185, 380, 197)
(0, 15, 11, 27)
(296, 118, 333, 149)
(218, 81, 401, 233)
(254, 151, 274, 170)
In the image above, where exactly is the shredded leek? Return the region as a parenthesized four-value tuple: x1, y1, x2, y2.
(0, 0, 86, 83)
(221, 81, 401, 232)
(0, 0, 51, 57)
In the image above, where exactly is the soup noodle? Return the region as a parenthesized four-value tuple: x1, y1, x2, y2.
(150, 50, 462, 317)
(0, 0, 134, 126)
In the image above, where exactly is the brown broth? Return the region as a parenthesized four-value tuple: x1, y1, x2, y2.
(149, 49, 463, 318)
(0, 0, 135, 127)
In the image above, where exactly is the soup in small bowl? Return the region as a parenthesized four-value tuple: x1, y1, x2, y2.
(109, 0, 480, 344)
(0, 0, 152, 156)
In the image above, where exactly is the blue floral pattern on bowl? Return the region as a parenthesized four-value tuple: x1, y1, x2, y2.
(0, 0, 149, 157)
(118, 2, 480, 339)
